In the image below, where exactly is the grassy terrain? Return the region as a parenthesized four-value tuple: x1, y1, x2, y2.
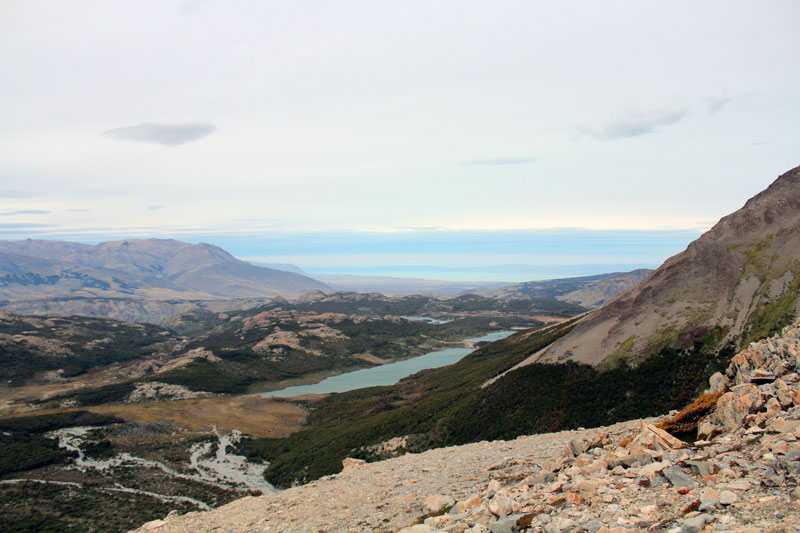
(84, 395, 308, 438)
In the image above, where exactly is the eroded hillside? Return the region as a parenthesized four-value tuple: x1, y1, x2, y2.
(538, 165, 800, 367)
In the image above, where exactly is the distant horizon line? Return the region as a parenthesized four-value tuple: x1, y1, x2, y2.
(250, 262, 660, 284)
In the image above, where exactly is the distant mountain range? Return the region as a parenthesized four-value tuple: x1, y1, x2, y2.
(0, 239, 330, 304)
(476, 269, 653, 308)
(0, 238, 652, 323)
(247, 262, 309, 275)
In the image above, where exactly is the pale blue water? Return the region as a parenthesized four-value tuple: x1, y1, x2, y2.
(262, 330, 514, 398)
(400, 316, 452, 324)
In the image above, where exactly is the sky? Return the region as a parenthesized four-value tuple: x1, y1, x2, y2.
(1, 1, 799, 278)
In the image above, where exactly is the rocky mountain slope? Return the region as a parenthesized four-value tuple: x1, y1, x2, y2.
(0, 238, 330, 312)
(477, 269, 653, 309)
(136, 320, 800, 533)
(537, 165, 800, 367)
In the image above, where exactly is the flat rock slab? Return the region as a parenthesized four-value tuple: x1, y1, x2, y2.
(663, 465, 697, 489)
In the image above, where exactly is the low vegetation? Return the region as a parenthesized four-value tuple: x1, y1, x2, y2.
(0, 313, 176, 385)
(0, 411, 121, 478)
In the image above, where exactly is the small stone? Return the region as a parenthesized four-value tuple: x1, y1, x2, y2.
(551, 517, 575, 530)
(719, 490, 738, 505)
(424, 494, 455, 514)
(604, 504, 621, 515)
(766, 397, 783, 416)
(489, 514, 524, 533)
(681, 515, 707, 533)
(751, 368, 777, 384)
(686, 460, 718, 477)
(639, 460, 670, 478)
(566, 438, 588, 457)
(454, 494, 482, 514)
(584, 520, 605, 533)
(574, 479, 597, 497)
(700, 486, 719, 505)
(698, 500, 719, 512)
(488, 496, 514, 517)
(398, 526, 434, 533)
(545, 481, 563, 493)
(425, 514, 453, 528)
(709, 371, 730, 393)
(663, 465, 697, 489)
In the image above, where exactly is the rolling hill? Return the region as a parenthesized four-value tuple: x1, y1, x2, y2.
(0, 239, 331, 320)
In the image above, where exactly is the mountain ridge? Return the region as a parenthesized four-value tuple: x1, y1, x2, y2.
(476, 269, 653, 308)
(537, 164, 800, 367)
(0, 238, 331, 304)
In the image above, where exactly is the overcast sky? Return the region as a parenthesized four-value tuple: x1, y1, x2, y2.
(0, 1, 798, 273)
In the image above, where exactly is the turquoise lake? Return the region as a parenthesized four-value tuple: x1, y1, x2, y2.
(262, 330, 514, 398)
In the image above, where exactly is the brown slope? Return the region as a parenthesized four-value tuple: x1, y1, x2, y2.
(538, 164, 800, 366)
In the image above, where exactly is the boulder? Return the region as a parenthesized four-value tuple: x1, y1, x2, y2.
(662, 466, 696, 489)
(708, 371, 730, 394)
(625, 421, 686, 453)
(341, 458, 366, 472)
(488, 495, 514, 517)
(423, 494, 454, 514)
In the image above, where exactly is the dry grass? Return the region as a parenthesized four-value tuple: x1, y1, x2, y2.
(84, 395, 310, 438)
(656, 391, 723, 436)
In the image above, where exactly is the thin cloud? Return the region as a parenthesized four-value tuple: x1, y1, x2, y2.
(148, 205, 166, 211)
(0, 209, 51, 216)
(101, 121, 217, 147)
(464, 157, 537, 166)
(180, 0, 209, 14)
(67, 208, 91, 213)
(581, 109, 688, 140)
(0, 190, 37, 198)
(704, 96, 731, 114)
(0, 222, 52, 228)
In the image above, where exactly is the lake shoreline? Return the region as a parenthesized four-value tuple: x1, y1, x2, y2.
(260, 329, 515, 398)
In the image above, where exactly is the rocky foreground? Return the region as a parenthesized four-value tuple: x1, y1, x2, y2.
(136, 323, 800, 533)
